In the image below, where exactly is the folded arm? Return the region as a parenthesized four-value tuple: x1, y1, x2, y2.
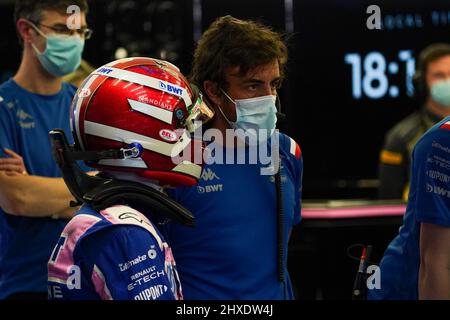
(0, 171, 77, 219)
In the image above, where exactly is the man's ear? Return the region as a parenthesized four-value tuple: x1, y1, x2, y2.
(16, 18, 34, 45)
(203, 80, 222, 106)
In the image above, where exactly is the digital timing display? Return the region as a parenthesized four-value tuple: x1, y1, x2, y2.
(284, 0, 450, 198)
(344, 50, 415, 99)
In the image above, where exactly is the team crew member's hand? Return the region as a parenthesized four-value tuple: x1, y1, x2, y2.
(0, 148, 28, 176)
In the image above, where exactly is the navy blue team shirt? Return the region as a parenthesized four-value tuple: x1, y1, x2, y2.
(369, 116, 450, 300)
(165, 132, 303, 299)
(0, 79, 78, 298)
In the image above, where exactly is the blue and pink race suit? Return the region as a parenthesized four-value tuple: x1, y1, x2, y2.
(48, 204, 182, 300)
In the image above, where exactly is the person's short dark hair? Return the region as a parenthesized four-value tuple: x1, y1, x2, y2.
(14, 0, 88, 46)
(414, 43, 450, 95)
(190, 15, 288, 90)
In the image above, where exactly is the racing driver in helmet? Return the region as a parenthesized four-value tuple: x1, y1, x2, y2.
(47, 57, 213, 300)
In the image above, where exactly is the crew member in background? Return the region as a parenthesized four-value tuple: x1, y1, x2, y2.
(370, 115, 450, 300)
(379, 43, 450, 200)
(0, 0, 90, 299)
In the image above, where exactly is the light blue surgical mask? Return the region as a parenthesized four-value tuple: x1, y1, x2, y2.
(29, 22, 84, 77)
(219, 89, 278, 142)
(431, 79, 450, 108)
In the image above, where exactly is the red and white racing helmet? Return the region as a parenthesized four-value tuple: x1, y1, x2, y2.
(70, 57, 213, 187)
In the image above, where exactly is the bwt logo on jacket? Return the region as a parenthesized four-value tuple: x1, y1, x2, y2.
(426, 183, 450, 198)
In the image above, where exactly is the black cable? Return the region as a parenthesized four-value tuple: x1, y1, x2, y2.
(275, 164, 284, 283)
(275, 95, 286, 121)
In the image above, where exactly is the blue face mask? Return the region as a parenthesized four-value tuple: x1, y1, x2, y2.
(219, 89, 278, 142)
(431, 79, 450, 108)
(30, 22, 84, 77)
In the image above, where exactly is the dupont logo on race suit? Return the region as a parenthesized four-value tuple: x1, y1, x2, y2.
(197, 168, 223, 194)
(134, 284, 169, 300)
